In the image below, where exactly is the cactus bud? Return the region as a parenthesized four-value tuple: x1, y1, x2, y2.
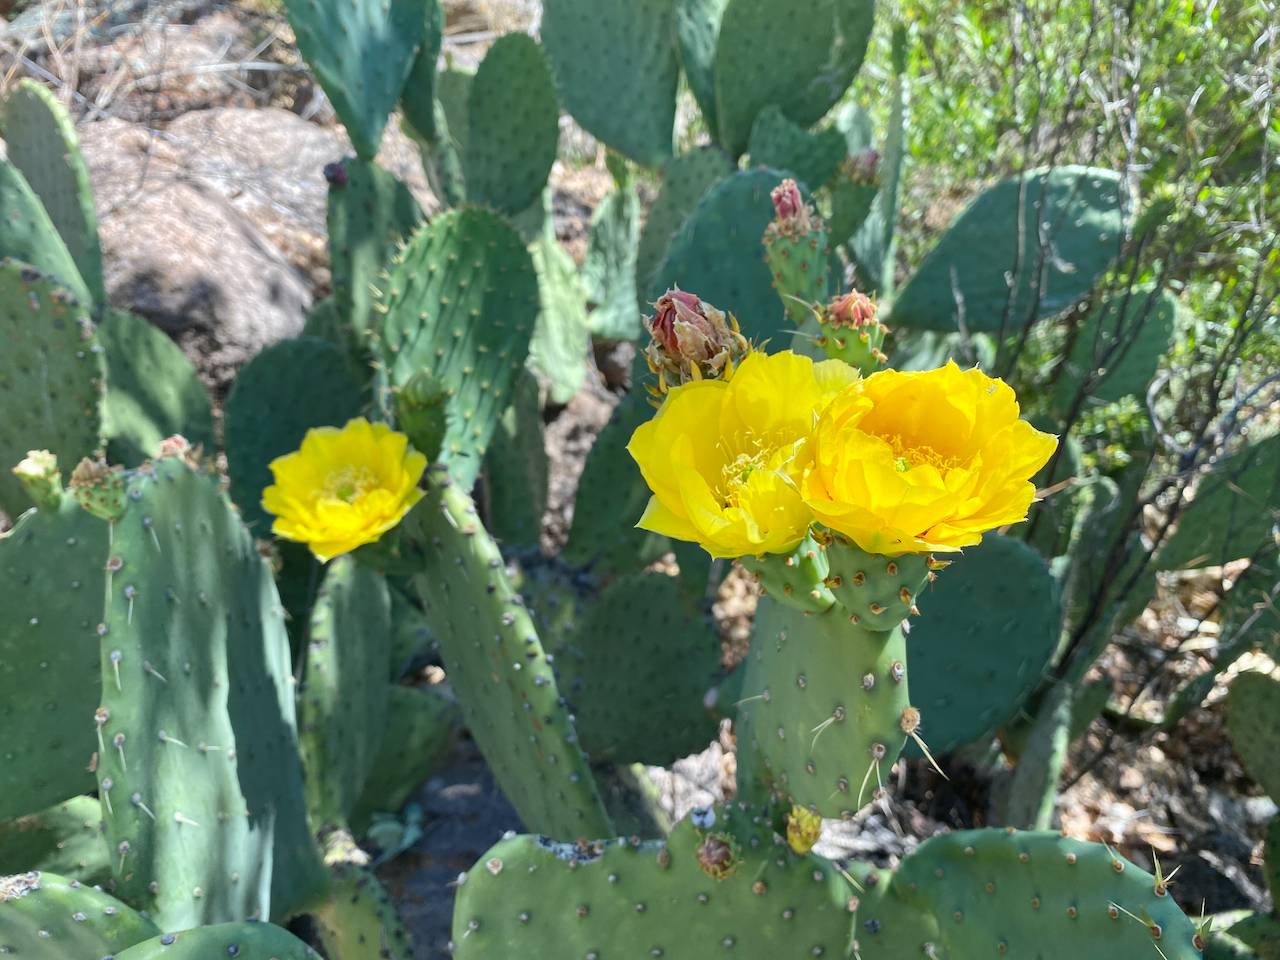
(785, 804, 822, 856)
(695, 832, 740, 880)
(845, 148, 880, 186)
(68, 457, 127, 521)
(765, 178, 814, 239)
(643, 289, 751, 398)
(12, 450, 63, 510)
(394, 368, 450, 462)
(816, 287, 889, 375)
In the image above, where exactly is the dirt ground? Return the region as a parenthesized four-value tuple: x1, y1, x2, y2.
(1, 1, 1274, 955)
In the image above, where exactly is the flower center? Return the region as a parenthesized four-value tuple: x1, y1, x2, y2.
(714, 432, 791, 507)
(323, 465, 377, 503)
(884, 434, 960, 473)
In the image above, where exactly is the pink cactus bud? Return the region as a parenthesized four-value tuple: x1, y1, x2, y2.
(825, 289, 878, 329)
(769, 179, 812, 235)
(643, 289, 752, 395)
(649, 288, 703, 354)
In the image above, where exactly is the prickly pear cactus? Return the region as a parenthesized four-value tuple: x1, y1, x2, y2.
(0, 162, 90, 304)
(0, 492, 107, 819)
(298, 555, 392, 830)
(748, 106, 847, 191)
(313, 863, 413, 960)
(541, 0, 679, 166)
(583, 174, 644, 341)
(114, 921, 322, 958)
(281, 0, 424, 157)
(2, 79, 105, 304)
(398, 0, 445, 141)
(0, 796, 109, 883)
(403, 471, 612, 839)
(855, 830, 1203, 959)
(528, 200, 591, 403)
(675, 0, 729, 136)
(481, 369, 548, 550)
(0, 260, 103, 515)
(377, 209, 539, 488)
(1226, 671, 1280, 799)
(0, 870, 159, 957)
(92, 456, 326, 929)
(451, 811, 858, 959)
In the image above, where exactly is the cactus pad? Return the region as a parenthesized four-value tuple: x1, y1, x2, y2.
(403, 474, 611, 839)
(99, 310, 214, 465)
(583, 180, 644, 340)
(0, 796, 109, 883)
(2, 79, 104, 304)
(399, 0, 445, 141)
(542, 0, 679, 166)
(748, 106, 847, 191)
(675, 0, 729, 135)
(905, 534, 1061, 754)
(713, 0, 876, 156)
(528, 206, 590, 403)
(0, 260, 103, 516)
(0, 161, 90, 304)
(282, 0, 423, 158)
(0, 495, 106, 819)
(313, 863, 413, 959)
(481, 370, 548, 549)
(1226, 671, 1280, 799)
(114, 921, 322, 958)
(451, 813, 858, 959)
(93, 457, 325, 928)
(377, 209, 539, 488)
(465, 34, 559, 215)
(889, 167, 1128, 332)
(0, 870, 159, 956)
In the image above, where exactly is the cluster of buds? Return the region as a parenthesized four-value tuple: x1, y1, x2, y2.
(815, 287, 889, 374)
(763, 179, 816, 242)
(845, 148, 880, 186)
(643, 288, 752, 399)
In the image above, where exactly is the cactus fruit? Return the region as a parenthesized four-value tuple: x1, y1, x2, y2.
(0, 870, 160, 956)
(313, 862, 413, 960)
(376, 208, 539, 488)
(450, 811, 858, 959)
(281, 0, 424, 158)
(99, 310, 214, 465)
(2, 79, 105, 304)
(889, 167, 1129, 332)
(0, 260, 103, 516)
(823, 540, 930, 630)
(0, 796, 109, 883)
(542, 0, 679, 166)
(812, 288, 888, 374)
(224, 336, 364, 534)
(92, 455, 326, 928)
(68, 456, 127, 521)
(712, 0, 876, 156)
(402, 471, 612, 839)
(762, 179, 830, 333)
(0, 492, 106, 819)
(298, 556, 392, 830)
(114, 922, 322, 958)
(854, 830, 1203, 959)
(748, 107, 847, 192)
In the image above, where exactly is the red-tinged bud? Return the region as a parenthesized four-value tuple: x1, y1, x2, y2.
(644, 289, 752, 397)
(825, 289, 878, 330)
(767, 178, 813, 237)
(649, 288, 703, 354)
(816, 287, 889, 374)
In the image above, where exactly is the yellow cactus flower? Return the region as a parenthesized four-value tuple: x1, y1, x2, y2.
(627, 350, 857, 559)
(801, 361, 1057, 555)
(262, 418, 427, 562)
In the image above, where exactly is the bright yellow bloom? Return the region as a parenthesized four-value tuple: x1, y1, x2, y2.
(627, 350, 857, 559)
(262, 418, 427, 562)
(801, 361, 1057, 554)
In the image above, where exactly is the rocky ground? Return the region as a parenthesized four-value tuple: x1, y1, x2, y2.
(1, 1, 1274, 955)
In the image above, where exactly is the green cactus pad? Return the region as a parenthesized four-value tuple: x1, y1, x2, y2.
(542, 0, 679, 166)
(114, 921, 322, 958)
(824, 541, 930, 630)
(713, 0, 876, 156)
(1155, 434, 1280, 571)
(555, 572, 722, 766)
(827, 178, 877, 250)
(0, 495, 106, 819)
(739, 531, 836, 615)
(350, 683, 456, 834)
(481, 370, 548, 550)
(2, 80, 105, 305)
(403, 474, 611, 839)
(313, 863, 413, 959)
(905, 534, 1062, 754)
(398, 0, 445, 141)
(388, 586, 434, 680)
(281, 0, 423, 158)
(1226, 671, 1280, 799)
(748, 107, 847, 191)
(651, 168, 791, 341)
(1216, 913, 1280, 959)
(856, 829, 1203, 959)
(1050, 286, 1177, 415)
(584, 180, 644, 340)
(299, 555, 392, 830)
(675, 0, 729, 136)
(0, 870, 159, 957)
(465, 33, 559, 215)
(223, 336, 365, 535)
(93, 457, 326, 928)
(739, 596, 912, 818)
(0, 796, 109, 883)
(99, 310, 214, 465)
(889, 167, 1129, 332)
(528, 203, 590, 403)
(378, 209, 539, 488)
(0, 260, 103, 516)
(451, 813, 858, 959)
(635, 146, 735, 310)
(0, 161, 90, 304)
(326, 158, 424, 343)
